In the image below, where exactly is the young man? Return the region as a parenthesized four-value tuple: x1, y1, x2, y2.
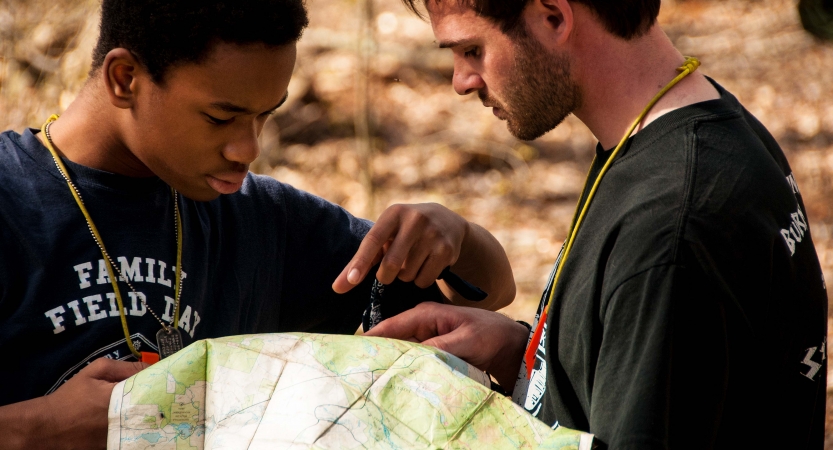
(366, 0, 828, 448)
(0, 0, 515, 448)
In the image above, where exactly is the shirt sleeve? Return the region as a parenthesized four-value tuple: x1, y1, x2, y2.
(0, 200, 24, 313)
(589, 260, 729, 450)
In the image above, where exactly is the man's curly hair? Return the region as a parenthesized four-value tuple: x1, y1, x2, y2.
(91, 0, 309, 83)
(402, 0, 659, 40)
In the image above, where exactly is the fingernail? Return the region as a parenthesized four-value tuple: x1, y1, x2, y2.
(347, 268, 361, 284)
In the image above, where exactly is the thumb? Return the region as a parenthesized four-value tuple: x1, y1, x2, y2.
(419, 333, 458, 355)
(83, 358, 150, 383)
(364, 304, 438, 341)
(421, 333, 484, 372)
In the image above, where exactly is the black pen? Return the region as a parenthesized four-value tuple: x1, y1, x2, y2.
(363, 267, 488, 332)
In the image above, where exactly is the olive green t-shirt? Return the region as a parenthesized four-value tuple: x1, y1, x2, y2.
(514, 80, 827, 449)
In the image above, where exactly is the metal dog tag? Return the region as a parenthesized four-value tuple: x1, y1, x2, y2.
(156, 327, 184, 359)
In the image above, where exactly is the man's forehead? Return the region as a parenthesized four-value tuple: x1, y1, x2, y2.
(427, 1, 500, 46)
(424, 0, 467, 14)
(426, 0, 480, 21)
(163, 42, 294, 113)
(208, 92, 289, 115)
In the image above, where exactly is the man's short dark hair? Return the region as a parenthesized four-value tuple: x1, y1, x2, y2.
(91, 0, 309, 83)
(403, 0, 659, 40)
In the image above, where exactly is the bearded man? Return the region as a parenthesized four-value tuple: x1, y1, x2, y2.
(366, 1, 828, 448)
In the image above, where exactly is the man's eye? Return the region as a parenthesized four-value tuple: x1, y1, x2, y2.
(205, 114, 233, 125)
(464, 47, 480, 58)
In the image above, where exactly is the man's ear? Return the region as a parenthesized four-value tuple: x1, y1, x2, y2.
(525, 0, 574, 46)
(100, 48, 143, 109)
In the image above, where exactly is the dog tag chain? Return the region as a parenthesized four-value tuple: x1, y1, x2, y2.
(41, 115, 186, 361)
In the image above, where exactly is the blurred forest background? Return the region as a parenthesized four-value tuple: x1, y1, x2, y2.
(1, 0, 832, 442)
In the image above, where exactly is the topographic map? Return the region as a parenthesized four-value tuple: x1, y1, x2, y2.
(107, 333, 593, 449)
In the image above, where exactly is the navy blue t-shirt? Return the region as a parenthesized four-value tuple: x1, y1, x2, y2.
(0, 128, 436, 405)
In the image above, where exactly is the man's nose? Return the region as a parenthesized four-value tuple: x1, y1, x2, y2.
(222, 127, 260, 165)
(452, 59, 485, 96)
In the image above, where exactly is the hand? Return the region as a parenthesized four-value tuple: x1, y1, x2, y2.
(364, 302, 529, 393)
(1, 358, 148, 450)
(333, 203, 469, 292)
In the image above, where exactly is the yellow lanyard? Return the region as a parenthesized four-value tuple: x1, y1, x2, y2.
(523, 57, 701, 378)
(40, 115, 184, 360)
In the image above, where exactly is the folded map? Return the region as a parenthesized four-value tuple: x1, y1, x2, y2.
(107, 333, 593, 449)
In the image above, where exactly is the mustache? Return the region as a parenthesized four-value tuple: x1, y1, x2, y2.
(478, 90, 502, 109)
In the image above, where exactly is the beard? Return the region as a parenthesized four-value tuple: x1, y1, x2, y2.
(481, 29, 582, 141)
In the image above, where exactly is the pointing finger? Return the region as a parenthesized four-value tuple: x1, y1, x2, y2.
(332, 214, 400, 293)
